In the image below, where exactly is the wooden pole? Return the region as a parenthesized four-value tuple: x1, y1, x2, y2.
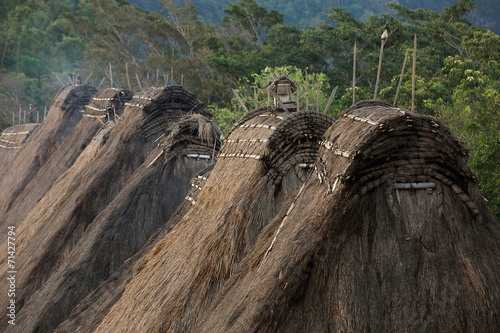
(171, 66, 174, 84)
(352, 42, 356, 104)
(411, 34, 417, 113)
(324, 86, 338, 114)
(18, 105, 21, 124)
(125, 63, 131, 91)
(37, 110, 39, 123)
(254, 87, 258, 109)
(374, 30, 388, 100)
(109, 62, 113, 88)
(305, 69, 309, 110)
(297, 86, 300, 112)
(265, 67, 270, 107)
(232, 89, 249, 113)
(156, 68, 159, 86)
(316, 82, 320, 112)
(135, 73, 142, 90)
(394, 49, 409, 106)
(44, 106, 47, 119)
(181, 74, 183, 86)
(23, 108, 26, 124)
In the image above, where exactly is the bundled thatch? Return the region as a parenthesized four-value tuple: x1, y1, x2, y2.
(93, 107, 334, 332)
(0, 85, 212, 332)
(11, 113, 219, 333)
(193, 100, 500, 333)
(0, 88, 132, 234)
(0, 123, 39, 171)
(0, 84, 97, 223)
(55, 165, 214, 333)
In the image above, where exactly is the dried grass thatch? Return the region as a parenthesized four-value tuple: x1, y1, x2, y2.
(0, 85, 213, 332)
(0, 84, 97, 222)
(193, 100, 500, 333)
(0, 88, 132, 235)
(55, 165, 214, 333)
(93, 107, 334, 332)
(0, 123, 39, 171)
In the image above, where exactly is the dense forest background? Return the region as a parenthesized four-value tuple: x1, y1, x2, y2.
(0, 0, 498, 219)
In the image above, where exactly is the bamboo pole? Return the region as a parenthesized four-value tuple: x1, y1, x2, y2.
(54, 74, 65, 87)
(411, 34, 417, 113)
(109, 62, 113, 88)
(265, 67, 270, 107)
(232, 89, 249, 113)
(297, 86, 301, 112)
(135, 73, 142, 90)
(324, 86, 338, 114)
(44, 106, 47, 119)
(254, 87, 258, 109)
(36, 110, 39, 123)
(316, 82, 320, 112)
(305, 69, 309, 110)
(156, 68, 159, 86)
(374, 30, 388, 100)
(125, 63, 131, 91)
(394, 49, 409, 106)
(181, 74, 184, 86)
(23, 108, 26, 124)
(352, 42, 356, 104)
(86, 71, 93, 84)
(18, 105, 21, 125)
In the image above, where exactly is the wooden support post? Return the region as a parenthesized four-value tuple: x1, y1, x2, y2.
(394, 49, 409, 106)
(18, 105, 21, 124)
(352, 42, 356, 104)
(411, 34, 417, 113)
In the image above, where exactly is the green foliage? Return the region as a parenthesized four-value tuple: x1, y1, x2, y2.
(0, 0, 498, 219)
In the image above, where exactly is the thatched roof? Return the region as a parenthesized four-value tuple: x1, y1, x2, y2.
(83, 87, 133, 122)
(0, 85, 214, 332)
(193, 100, 500, 333)
(0, 123, 39, 171)
(0, 88, 132, 234)
(55, 165, 214, 333)
(0, 84, 97, 235)
(93, 107, 334, 332)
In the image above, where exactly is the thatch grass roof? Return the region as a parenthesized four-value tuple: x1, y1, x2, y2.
(194, 100, 500, 333)
(12, 112, 220, 333)
(0, 85, 214, 332)
(0, 123, 39, 171)
(0, 88, 132, 235)
(54, 165, 214, 333)
(93, 107, 334, 332)
(0, 84, 97, 238)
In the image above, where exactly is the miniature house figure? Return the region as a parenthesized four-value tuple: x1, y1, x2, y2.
(266, 76, 298, 111)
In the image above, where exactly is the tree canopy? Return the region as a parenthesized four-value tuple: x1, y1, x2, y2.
(0, 0, 498, 219)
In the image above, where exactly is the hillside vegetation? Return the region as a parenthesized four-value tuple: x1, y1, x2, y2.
(0, 0, 498, 218)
